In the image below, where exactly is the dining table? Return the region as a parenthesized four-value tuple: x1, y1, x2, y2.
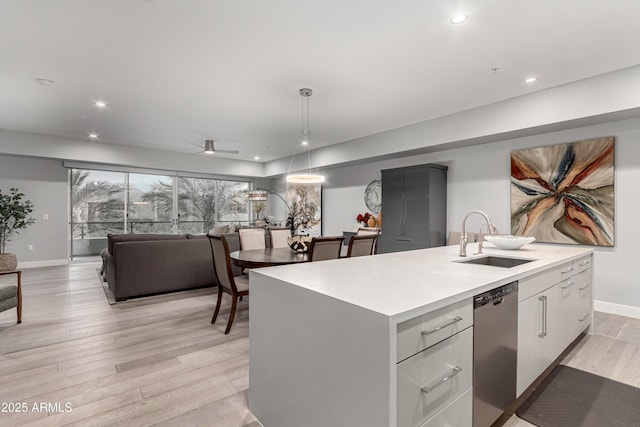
(230, 247, 309, 269)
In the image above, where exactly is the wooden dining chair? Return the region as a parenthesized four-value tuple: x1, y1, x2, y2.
(208, 235, 249, 335)
(268, 227, 291, 248)
(308, 236, 344, 262)
(346, 234, 378, 257)
(239, 228, 266, 250)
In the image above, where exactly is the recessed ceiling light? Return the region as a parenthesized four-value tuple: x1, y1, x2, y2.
(88, 133, 98, 139)
(36, 78, 55, 86)
(301, 141, 309, 146)
(254, 156, 260, 160)
(450, 14, 467, 24)
(525, 76, 537, 84)
(95, 100, 107, 108)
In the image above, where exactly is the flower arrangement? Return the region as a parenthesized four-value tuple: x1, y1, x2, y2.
(356, 212, 373, 226)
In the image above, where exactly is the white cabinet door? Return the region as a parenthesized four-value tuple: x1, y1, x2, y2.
(517, 293, 546, 396)
(517, 283, 564, 397)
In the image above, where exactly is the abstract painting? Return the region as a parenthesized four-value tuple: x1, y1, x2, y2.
(511, 137, 614, 246)
(285, 183, 322, 237)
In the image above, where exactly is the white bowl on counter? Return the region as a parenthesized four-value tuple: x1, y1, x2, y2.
(484, 235, 535, 250)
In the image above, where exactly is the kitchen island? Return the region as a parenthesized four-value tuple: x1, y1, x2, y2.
(249, 243, 593, 427)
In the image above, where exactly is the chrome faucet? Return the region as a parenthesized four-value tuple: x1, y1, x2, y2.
(459, 210, 498, 257)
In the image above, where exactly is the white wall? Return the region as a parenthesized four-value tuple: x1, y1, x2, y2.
(321, 117, 640, 316)
(0, 156, 69, 267)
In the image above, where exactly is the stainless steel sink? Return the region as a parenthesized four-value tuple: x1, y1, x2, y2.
(456, 255, 535, 268)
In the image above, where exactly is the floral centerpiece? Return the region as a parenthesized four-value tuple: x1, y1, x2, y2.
(356, 212, 373, 226)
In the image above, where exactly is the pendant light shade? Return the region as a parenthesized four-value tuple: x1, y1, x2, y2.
(286, 88, 325, 184)
(247, 190, 268, 201)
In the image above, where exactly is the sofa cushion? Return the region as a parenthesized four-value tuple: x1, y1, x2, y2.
(107, 233, 186, 254)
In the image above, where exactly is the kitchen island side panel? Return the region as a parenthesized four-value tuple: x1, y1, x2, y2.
(249, 271, 393, 427)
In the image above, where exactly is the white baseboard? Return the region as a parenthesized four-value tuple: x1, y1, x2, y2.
(594, 300, 640, 319)
(17, 259, 69, 269)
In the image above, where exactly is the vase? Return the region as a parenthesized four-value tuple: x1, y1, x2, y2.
(367, 216, 377, 228)
(0, 253, 18, 271)
(376, 211, 382, 228)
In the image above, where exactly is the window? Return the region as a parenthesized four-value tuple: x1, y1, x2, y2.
(69, 168, 250, 257)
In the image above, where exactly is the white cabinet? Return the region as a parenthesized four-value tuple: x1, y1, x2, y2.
(397, 327, 473, 427)
(249, 245, 594, 427)
(396, 299, 473, 362)
(421, 387, 473, 427)
(517, 254, 593, 396)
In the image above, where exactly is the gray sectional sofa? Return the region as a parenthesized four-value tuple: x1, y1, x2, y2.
(102, 232, 248, 301)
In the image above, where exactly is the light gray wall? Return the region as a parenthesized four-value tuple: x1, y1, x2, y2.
(321, 117, 640, 314)
(0, 155, 69, 265)
(3, 117, 639, 314)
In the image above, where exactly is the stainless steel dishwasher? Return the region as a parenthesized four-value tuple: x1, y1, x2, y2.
(473, 281, 518, 427)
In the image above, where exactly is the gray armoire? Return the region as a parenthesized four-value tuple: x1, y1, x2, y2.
(378, 163, 447, 253)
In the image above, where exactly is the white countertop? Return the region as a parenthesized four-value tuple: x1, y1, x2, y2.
(252, 242, 593, 323)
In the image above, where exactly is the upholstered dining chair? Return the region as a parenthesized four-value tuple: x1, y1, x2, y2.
(356, 227, 381, 236)
(346, 234, 378, 257)
(268, 227, 292, 248)
(208, 235, 249, 335)
(0, 271, 22, 324)
(356, 227, 380, 253)
(239, 228, 266, 250)
(308, 236, 344, 262)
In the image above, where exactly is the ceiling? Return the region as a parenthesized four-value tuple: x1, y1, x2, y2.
(1, 0, 640, 164)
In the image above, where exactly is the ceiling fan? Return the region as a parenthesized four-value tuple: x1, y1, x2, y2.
(191, 139, 240, 155)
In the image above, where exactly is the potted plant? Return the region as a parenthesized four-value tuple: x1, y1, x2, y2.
(0, 188, 36, 271)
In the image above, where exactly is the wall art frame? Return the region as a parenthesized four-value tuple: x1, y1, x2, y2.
(285, 182, 322, 237)
(510, 136, 615, 246)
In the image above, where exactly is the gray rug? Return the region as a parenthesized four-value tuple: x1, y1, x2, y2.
(96, 268, 116, 305)
(517, 364, 640, 427)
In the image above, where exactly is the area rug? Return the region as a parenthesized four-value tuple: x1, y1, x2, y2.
(516, 364, 640, 427)
(96, 267, 116, 305)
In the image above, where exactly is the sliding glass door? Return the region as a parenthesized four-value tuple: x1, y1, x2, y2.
(70, 170, 125, 257)
(176, 177, 249, 234)
(127, 173, 175, 234)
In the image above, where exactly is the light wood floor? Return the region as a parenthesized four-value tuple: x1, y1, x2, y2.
(1, 262, 639, 426)
(0, 261, 257, 427)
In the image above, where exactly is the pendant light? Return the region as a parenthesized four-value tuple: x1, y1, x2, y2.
(286, 88, 325, 184)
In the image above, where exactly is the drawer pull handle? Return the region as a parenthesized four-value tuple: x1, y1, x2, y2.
(421, 366, 462, 393)
(561, 267, 575, 274)
(579, 313, 589, 322)
(579, 261, 591, 267)
(560, 281, 575, 289)
(579, 283, 592, 290)
(421, 316, 463, 336)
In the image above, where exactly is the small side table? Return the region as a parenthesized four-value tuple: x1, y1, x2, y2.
(0, 269, 22, 323)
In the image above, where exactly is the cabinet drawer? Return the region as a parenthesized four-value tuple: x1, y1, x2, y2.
(397, 327, 473, 427)
(519, 262, 568, 301)
(397, 300, 472, 362)
(420, 387, 472, 427)
(573, 254, 593, 275)
(577, 268, 593, 328)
